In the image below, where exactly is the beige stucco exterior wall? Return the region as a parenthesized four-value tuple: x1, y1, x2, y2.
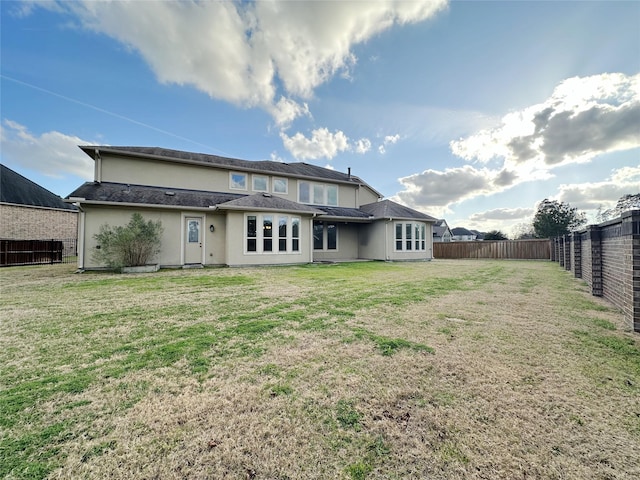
(358, 221, 434, 261)
(80, 205, 227, 269)
(0, 204, 77, 240)
(99, 154, 379, 210)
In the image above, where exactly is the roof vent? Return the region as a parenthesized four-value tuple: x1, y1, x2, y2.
(165, 191, 175, 196)
(262, 193, 272, 198)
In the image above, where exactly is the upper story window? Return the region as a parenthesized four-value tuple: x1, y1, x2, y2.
(252, 175, 269, 192)
(230, 172, 247, 190)
(273, 177, 288, 194)
(298, 181, 338, 206)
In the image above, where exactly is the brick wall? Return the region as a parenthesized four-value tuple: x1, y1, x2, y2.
(0, 204, 78, 240)
(557, 210, 639, 332)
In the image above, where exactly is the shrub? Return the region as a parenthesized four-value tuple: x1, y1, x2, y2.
(93, 213, 163, 269)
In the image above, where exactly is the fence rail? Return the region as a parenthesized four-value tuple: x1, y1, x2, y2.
(0, 239, 77, 267)
(434, 239, 551, 260)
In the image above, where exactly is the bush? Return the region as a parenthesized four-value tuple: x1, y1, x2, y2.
(93, 213, 163, 269)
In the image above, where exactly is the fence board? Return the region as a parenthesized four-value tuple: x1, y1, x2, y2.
(434, 239, 551, 260)
(1, 239, 77, 266)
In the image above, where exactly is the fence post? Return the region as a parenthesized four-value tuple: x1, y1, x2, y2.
(588, 225, 603, 297)
(572, 232, 582, 278)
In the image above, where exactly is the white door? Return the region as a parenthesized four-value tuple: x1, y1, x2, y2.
(184, 217, 202, 264)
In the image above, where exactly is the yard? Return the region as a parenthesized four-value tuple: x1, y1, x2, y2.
(1, 260, 639, 479)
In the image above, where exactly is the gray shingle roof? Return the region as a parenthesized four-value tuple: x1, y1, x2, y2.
(1, 164, 77, 211)
(359, 199, 436, 222)
(216, 193, 324, 214)
(314, 206, 372, 219)
(451, 227, 475, 236)
(80, 146, 378, 190)
(66, 182, 245, 208)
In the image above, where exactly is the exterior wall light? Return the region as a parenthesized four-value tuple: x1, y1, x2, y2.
(209, 225, 215, 232)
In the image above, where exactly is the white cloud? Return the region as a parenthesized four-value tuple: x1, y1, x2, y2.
(392, 165, 507, 217)
(468, 207, 535, 222)
(378, 133, 401, 154)
(451, 73, 640, 172)
(280, 128, 372, 160)
(30, 0, 447, 128)
(554, 165, 640, 211)
(280, 128, 349, 160)
(0, 120, 94, 180)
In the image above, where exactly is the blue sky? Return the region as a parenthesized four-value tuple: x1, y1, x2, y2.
(2, 0, 639, 236)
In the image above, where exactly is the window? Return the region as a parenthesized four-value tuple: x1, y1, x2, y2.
(278, 216, 287, 252)
(245, 214, 301, 254)
(263, 215, 273, 252)
(247, 215, 257, 252)
(313, 221, 338, 250)
(253, 175, 268, 192)
(298, 181, 338, 206)
(273, 177, 288, 194)
(292, 218, 300, 252)
(230, 172, 247, 190)
(395, 222, 426, 252)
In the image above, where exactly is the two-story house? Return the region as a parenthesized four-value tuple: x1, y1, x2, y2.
(65, 146, 436, 269)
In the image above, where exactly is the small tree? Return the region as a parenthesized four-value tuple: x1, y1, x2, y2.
(484, 230, 508, 240)
(532, 199, 586, 238)
(93, 213, 163, 269)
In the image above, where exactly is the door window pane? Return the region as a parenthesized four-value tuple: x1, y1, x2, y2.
(188, 220, 199, 243)
(327, 223, 337, 250)
(313, 221, 323, 250)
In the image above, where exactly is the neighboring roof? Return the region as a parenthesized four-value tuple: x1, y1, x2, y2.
(433, 225, 451, 237)
(80, 145, 382, 197)
(359, 199, 436, 222)
(451, 227, 475, 236)
(66, 182, 245, 208)
(1, 164, 77, 211)
(215, 193, 323, 214)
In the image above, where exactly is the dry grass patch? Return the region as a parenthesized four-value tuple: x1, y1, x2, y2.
(1, 260, 639, 479)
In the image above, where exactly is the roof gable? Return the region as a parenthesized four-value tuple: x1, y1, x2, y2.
(1, 164, 77, 211)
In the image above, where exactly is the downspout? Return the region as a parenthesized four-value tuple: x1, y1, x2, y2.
(75, 203, 86, 271)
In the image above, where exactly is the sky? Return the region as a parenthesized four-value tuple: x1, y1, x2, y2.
(1, 0, 639, 236)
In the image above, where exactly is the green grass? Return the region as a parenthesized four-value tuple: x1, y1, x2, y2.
(1, 260, 638, 479)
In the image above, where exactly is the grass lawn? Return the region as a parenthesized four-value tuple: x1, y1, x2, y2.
(1, 260, 639, 479)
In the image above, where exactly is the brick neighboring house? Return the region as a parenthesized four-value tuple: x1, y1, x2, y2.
(1, 164, 78, 240)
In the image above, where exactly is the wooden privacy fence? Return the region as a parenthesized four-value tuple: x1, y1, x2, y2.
(434, 239, 551, 260)
(0, 239, 77, 266)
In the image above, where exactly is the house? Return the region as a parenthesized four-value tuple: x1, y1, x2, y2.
(65, 146, 436, 269)
(451, 227, 477, 242)
(432, 219, 452, 242)
(1, 164, 78, 240)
